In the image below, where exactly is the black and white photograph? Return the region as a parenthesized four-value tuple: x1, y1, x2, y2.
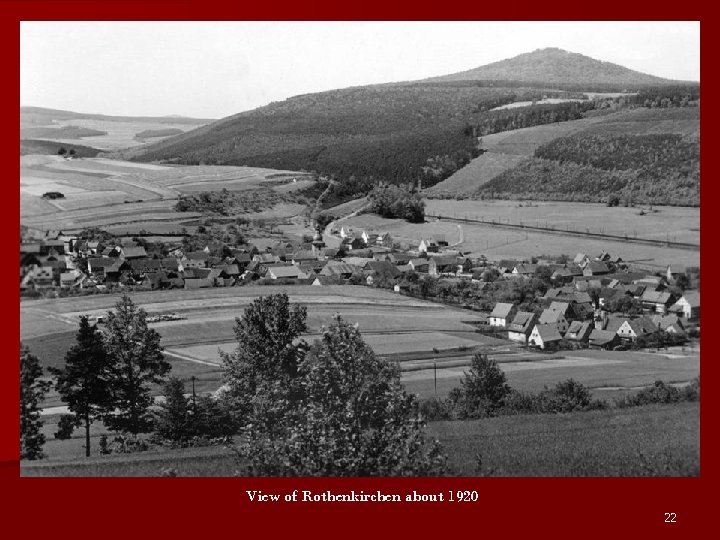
(19, 21, 700, 477)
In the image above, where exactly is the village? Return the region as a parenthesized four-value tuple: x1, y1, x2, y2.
(20, 220, 700, 353)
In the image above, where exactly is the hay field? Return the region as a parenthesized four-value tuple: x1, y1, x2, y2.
(20, 155, 312, 232)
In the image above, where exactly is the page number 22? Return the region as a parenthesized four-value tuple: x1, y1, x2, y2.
(665, 513, 677, 523)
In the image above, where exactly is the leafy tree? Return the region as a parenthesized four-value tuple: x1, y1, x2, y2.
(233, 316, 447, 476)
(50, 316, 115, 456)
(103, 295, 170, 434)
(20, 344, 51, 460)
(453, 351, 510, 417)
(220, 293, 308, 430)
(57, 147, 67, 156)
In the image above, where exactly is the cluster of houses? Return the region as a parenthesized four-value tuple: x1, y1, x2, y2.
(20, 228, 479, 293)
(486, 253, 700, 350)
(20, 229, 700, 352)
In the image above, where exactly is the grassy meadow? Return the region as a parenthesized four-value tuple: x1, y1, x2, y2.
(21, 402, 699, 477)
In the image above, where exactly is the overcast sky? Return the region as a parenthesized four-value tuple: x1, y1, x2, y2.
(20, 21, 700, 119)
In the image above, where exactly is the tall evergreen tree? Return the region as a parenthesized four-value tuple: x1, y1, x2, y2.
(20, 343, 51, 460)
(49, 316, 114, 457)
(103, 295, 170, 434)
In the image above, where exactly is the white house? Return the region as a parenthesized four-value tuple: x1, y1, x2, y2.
(489, 303, 516, 327)
(529, 324, 562, 349)
(669, 292, 700, 320)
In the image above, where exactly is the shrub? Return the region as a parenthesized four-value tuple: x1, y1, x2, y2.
(54, 414, 80, 440)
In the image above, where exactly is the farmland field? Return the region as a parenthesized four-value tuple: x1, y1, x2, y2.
(425, 199, 700, 245)
(20, 154, 313, 232)
(22, 285, 699, 411)
(339, 208, 700, 268)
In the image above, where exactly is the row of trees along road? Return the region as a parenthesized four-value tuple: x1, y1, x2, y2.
(20, 295, 169, 459)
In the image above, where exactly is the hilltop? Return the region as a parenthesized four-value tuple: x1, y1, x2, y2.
(426, 48, 690, 87)
(117, 48, 698, 206)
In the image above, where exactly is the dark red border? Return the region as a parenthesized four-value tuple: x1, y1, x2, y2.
(4, 5, 712, 536)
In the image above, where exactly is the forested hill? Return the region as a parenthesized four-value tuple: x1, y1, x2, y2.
(426, 48, 690, 87)
(120, 48, 697, 205)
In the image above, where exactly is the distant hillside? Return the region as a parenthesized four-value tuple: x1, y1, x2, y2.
(426, 48, 690, 87)
(20, 106, 215, 152)
(20, 106, 213, 126)
(21, 125, 108, 140)
(121, 48, 698, 205)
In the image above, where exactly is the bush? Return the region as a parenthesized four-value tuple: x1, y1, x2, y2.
(616, 379, 699, 408)
(54, 414, 80, 440)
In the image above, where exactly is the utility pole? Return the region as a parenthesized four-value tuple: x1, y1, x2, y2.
(191, 375, 197, 416)
(434, 361, 437, 396)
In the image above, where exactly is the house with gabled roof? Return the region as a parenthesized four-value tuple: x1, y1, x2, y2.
(669, 292, 700, 320)
(320, 262, 360, 280)
(583, 261, 611, 277)
(408, 258, 429, 273)
(428, 255, 459, 276)
(616, 316, 658, 342)
(574, 253, 590, 267)
(120, 245, 147, 259)
(588, 329, 620, 349)
(512, 264, 538, 278)
(529, 324, 562, 350)
(418, 238, 439, 254)
(507, 311, 537, 343)
(489, 303, 516, 327)
(641, 290, 674, 314)
(565, 320, 593, 342)
(538, 306, 569, 334)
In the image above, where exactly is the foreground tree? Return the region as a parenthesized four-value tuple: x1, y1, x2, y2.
(451, 351, 511, 418)
(103, 295, 170, 434)
(50, 316, 115, 457)
(234, 316, 447, 476)
(20, 344, 51, 460)
(220, 293, 307, 430)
